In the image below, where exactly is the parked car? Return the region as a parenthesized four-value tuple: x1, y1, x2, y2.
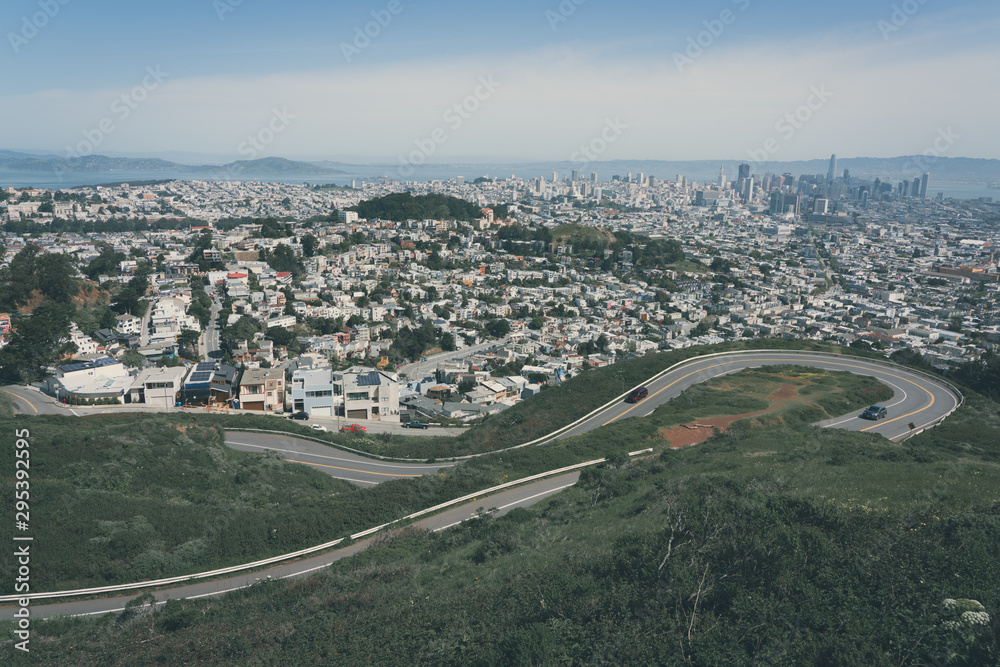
(309, 424, 328, 432)
(861, 405, 888, 420)
(340, 423, 367, 433)
(625, 386, 649, 403)
(402, 420, 430, 429)
(288, 411, 310, 421)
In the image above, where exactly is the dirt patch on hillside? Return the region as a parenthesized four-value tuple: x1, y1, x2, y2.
(658, 382, 802, 449)
(767, 383, 799, 402)
(657, 409, 769, 449)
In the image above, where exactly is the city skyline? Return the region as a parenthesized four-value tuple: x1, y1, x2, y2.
(1, 0, 998, 164)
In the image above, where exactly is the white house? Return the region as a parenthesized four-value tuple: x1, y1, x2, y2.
(127, 366, 188, 408)
(46, 357, 131, 403)
(291, 366, 400, 422)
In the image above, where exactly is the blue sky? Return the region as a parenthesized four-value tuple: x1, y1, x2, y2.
(2, 0, 998, 163)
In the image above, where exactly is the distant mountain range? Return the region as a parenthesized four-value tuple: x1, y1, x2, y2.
(1, 151, 998, 186)
(0, 152, 346, 176)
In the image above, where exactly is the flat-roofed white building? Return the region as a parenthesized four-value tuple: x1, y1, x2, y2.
(127, 366, 188, 408)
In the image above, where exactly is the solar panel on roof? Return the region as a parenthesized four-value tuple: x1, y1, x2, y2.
(59, 357, 119, 373)
(188, 372, 213, 383)
(356, 371, 381, 387)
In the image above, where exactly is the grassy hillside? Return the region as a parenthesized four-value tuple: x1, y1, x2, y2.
(13, 389, 1000, 665)
(551, 223, 617, 247)
(0, 363, 889, 594)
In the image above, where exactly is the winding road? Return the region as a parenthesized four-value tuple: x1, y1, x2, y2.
(0, 351, 961, 619)
(225, 432, 453, 486)
(557, 351, 959, 443)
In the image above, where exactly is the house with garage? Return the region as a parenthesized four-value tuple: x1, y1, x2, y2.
(290, 366, 399, 422)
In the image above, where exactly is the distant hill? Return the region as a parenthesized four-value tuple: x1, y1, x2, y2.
(552, 223, 616, 248)
(0, 153, 345, 176)
(4, 151, 998, 185)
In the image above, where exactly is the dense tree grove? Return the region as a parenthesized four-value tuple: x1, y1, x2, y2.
(0, 301, 76, 382)
(351, 192, 489, 222)
(0, 245, 77, 310)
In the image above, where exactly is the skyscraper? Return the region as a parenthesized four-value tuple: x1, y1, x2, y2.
(769, 191, 784, 215)
(920, 173, 930, 198)
(738, 163, 751, 180)
(718, 166, 726, 188)
(827, 154, 837, 184)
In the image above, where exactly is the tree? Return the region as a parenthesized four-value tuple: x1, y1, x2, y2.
(85, 244, 126, 281)
(458, 378, 476, 394)
(485, 319, 511, 338)
(0, 302, 75, 383)
(188, 299, 211, 329)
(0, 245, 77, 309)
(264, 245, 303, 276)
(440, 332, 457, 352)
(177, 329, 201, 360)
(265, 327, 295, 347)
(301, 234, 318, 258)
(121, 349, 146, 369)
(221, 316, 258, 348)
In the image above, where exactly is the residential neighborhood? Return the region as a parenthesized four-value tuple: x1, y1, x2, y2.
(0, 168, 997, 424)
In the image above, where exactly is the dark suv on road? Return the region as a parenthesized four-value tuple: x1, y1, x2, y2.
(625, 387, 649, 403)
(861, 405, 887, 420)
(288, 411, 310, 421)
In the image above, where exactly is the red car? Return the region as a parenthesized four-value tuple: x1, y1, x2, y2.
(340, 423, 367, 433)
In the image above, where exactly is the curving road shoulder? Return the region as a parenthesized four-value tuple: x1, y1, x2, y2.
(225, 432, 454, 486)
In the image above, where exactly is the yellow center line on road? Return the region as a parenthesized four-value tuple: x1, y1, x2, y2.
(601, 357, 938, 430)
(284, 459, 422, 478)
(2, 389, 38, 414)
